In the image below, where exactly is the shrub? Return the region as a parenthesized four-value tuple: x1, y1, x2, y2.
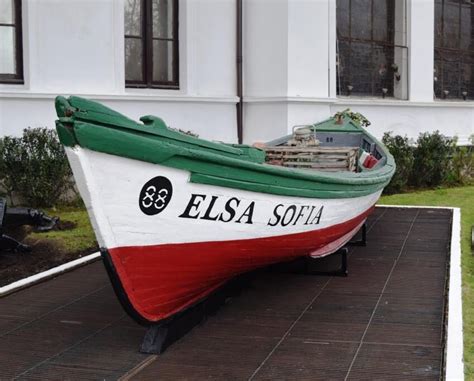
(446, 143, 474, 185)
(382, 132, 414, 194)
(0, 128, 74, 207)
(410, 131, 454, 188)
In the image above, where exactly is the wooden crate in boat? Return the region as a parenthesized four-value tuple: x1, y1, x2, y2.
(263, 146, 358, 172)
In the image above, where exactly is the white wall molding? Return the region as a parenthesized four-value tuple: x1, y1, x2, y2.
(0, 92, 239, 104)
(244, 96, 338, 104)
(244, 94, 474, 109)
(336, 97, 474, 109)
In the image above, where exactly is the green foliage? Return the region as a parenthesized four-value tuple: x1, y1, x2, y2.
(382, 132, 414, 194)
(410, 130, 455, 188)
(382, 130, 473, 192)
(0, 128, 74, 207)
(446, 145, 474, 186)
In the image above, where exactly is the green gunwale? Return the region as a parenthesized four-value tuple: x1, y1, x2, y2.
(55, 96, 395, 199)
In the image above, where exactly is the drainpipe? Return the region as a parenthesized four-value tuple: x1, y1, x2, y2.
(236, 0, 243, 144)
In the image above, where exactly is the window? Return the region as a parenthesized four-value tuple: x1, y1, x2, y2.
(434, 0, 474, 100)
(0, 0, 23, 84)
(125, 0, 179, 89)
(336, 0, 407, 99)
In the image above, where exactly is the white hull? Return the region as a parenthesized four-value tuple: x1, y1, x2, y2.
(66, 146, 381, 250)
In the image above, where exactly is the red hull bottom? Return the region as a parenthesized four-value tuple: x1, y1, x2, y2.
(107, 206, 374, 323)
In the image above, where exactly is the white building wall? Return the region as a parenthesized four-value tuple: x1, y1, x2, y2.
(243, 0, 334, 143)
(331, 100, 474, 145)
(0, 0, 473, 145)
(243, 0, 473, 145)
(287, 0, 329, 98)
(0, 0, 238, 142)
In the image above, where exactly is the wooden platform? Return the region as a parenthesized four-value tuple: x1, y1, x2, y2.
(0, 207, 451, 380)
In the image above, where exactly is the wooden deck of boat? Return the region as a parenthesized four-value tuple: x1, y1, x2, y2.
(0, 206, 451, 380)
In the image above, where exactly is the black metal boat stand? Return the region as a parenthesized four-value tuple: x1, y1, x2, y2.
(303, 247, 349, 277)
(348, 223, 367, 247)
(302, 222, 367, 277)
(140, 274, 251, 354)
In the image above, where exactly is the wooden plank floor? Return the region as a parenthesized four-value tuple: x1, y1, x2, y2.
(0, 207, 451, 380)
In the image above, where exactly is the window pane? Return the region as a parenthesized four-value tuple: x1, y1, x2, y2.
(0, 26, 15, 74)
(460, 3, 473, 51)
(434, 1, 443, 47)
(0, 0, 14, 24)
(336, 40, 351, 94)
(373, 45, 394, 96)
(125, 0, 141, 36)
(442, 54, 461, 98)
(373, 0, 388, 41)
(351, 0, 372, 40)
(350, 42, 372, 94)
(336, 0, 350, 38)
(125, 38, 143, 81)
(464, 52, 474, 99)
(153, 40, 175, 82)
(152, 0, 174, 39)
(434, 50, 443, 98)
(443, 2, 460, 49)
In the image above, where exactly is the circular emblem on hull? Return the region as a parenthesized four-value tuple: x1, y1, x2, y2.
(139, 176, 173, 215)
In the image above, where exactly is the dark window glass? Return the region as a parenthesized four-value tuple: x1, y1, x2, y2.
(336, 0, 403, 97)
(336, 0, 350, 38)
(125, 38, 143, 82)
(434, 0, 474, 99)
(125, 0, 179, 89)
(435, 1, 443, 48)
(0, 0, 23, 84)
(350, 0, 371, 40)
(373, 0, 389, 41)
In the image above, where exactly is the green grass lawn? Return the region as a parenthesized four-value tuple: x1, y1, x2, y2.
(379, 185, 474, 379)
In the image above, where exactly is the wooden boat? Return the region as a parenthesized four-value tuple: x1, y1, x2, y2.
(55, 96, 395, 324)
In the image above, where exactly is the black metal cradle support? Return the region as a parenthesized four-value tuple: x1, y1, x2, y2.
(304, 247, 349, 277)
(348, 223, 367, 247)
(139, 274, 251, 354)
(302, 222, 367, 277)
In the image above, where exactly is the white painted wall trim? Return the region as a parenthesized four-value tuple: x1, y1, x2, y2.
(0, 92, 239, 104)
(243, 95, 474, 109)
(0, 251, 101, 298)
(337, 98, 474, 109)
(378, 205, 464, 380)
(244, 96, 338, 104)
